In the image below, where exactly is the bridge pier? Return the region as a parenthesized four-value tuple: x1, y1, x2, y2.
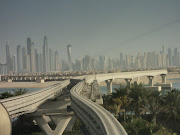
(137, 77, 140, 83)
(30, 98, 74, 135)
(105, 79, 113, 94)
(147, 76, 154, 86)
(34, 115, 72, 135)
(160, 74, 166, 84)
(153, 76, 156, 81)
(125, 78, 132, 89)
(90, 83, 95, 100)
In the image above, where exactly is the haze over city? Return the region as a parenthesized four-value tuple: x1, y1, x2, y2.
(1, 0, 180, 63)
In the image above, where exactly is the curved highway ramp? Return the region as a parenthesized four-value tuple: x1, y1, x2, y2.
(70, 81, 128, 135)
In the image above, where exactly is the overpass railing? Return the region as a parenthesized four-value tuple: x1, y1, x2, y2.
(0, 80, 70, 119)
(73, 70, 167, 84)
(70, 81, 127, 135)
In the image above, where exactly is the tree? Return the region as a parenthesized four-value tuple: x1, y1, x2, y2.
(122, 117, 160, 135)
(13, 88, 28, 96)
(128, 83, 148, 116)
(139, 90, 164, 125)
(110, 86, 129, 119)
(0, 91, 13, 99)
(162, 89, 180, 124)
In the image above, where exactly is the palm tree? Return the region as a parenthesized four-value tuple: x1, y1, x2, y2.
(139, 90, 164, 125)
(0, 91, 13, 99)
(128, 83, 148, 116)
(162, 89, 180, 124)
(110, 86, 129, 120)
(13, 88, 28, 96)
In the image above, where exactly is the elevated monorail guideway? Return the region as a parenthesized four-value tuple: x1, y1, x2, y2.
(0, 80, 70, 135)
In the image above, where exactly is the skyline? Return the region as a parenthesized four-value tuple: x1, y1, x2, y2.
(1, 0, 180, 63)
(1, 38, 180, 75)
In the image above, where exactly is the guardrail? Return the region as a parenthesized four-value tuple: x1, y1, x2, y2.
(70, 81, 127, 135)
(0, 80, 70, 119)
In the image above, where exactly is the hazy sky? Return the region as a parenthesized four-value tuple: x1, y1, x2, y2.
(1, 0, 180, 63)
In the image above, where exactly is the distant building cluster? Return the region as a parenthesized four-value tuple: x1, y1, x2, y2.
(0, 38, 180, 75)
(0, 36, 62, 74)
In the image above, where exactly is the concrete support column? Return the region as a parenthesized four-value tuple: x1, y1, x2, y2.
(137, 77, 140, 82)
(34, 115, 72, 135)
(153, 76, 156, 81)
(90, 83, 95, 100)
(105, 79, 113, 95)
(125, 78, 132, 89)
(147, 76, 154, 86)
(160, 74, 166, 84)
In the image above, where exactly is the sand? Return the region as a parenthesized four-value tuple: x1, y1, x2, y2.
(0, 81, 59, 89)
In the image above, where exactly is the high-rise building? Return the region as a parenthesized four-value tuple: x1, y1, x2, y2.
(67, 44, 72, 71)
(12, 55, 16, 73)
(6, 42, 10, 62)
(55, 51, 60, 71)
(91, 58, 96, 70)
(83, 55, 91, 71)
(99, 56, 107, 71)
(43, 36, 49, 72)
(120, 53, 124, 66)
(161, 45, 165, 54)
(61, 59, 69, 71)
(161, 53, 166, 67)
(173, 48, 179, 66)
(39, 54, 44, 73)
(125, 55, 131, 68)
(35, 49, 39, 72)
(108, 57, 113, 70)
(22, 46, 27, 70)
(24, 55, 30, 72)
(30, 44, 36, 73)
(17, 44, 23, 74)
(6, 42, 11, 74)
(0, 63, 7, 75)
(167, 48, 172, 66)
(27, 37, 32, 56)
(74, 59, 82, 71)
(49, 49, 54, 71)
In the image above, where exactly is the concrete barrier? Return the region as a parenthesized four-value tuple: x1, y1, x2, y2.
(0, 103, 11, 135)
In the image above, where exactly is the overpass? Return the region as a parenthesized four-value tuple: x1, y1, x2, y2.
(0, 70, 168, 135)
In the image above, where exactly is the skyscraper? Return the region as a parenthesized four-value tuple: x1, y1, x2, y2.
(27, 37, 32, 56)
(55, 51, 60, 71)
(30, 43, 36, 73)
(39, 54, 44, 73)
(167, 48, 172, 66)
(6, 42, 11, 74)
(49, 49, 54, 71)
(173, 48, 179, 66)
(17, 44, 23, 74)
(67, 44, 72, 71)
(24, 55, 30, 72)
(99, 56, 107, 71)
(22, 46, 27, 70)
(6, 42, 10, 62)
(12, 55, 16, 73)
(83, 55, 91, 71)
(43, 36, 49, 72)
(119, 53, 124, 68)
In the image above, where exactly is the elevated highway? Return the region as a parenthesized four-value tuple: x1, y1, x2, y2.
(71, 81, 127, 135)
(0, 70, 168, 135)
(0, 80, 70, 135)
